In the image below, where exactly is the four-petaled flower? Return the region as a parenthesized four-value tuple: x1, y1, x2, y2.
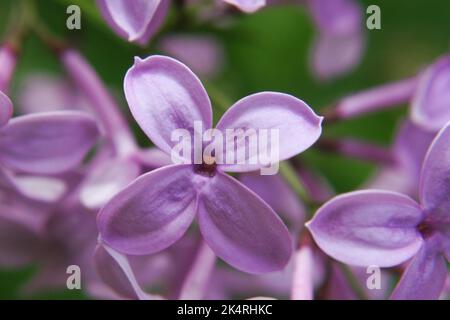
(98, 55, 323, 273)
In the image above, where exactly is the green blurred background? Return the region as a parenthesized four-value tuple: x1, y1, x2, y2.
(0, 0, 448, 299)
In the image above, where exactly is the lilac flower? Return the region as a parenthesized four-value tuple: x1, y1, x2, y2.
(307, 123, 450, 299)
(307, 0, 365, 80)
(0, 111, 99, 174)
(0, 45, 17, 127)
(98, 55, 322, 273)
(96, 0, 266, 46)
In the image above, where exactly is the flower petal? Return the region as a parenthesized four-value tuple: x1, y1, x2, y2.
(94, 244, 159, 300)
(216, 92, 322, 172)
(0, 111, 99, 174)
(411, 55, 450, 131)
(307, 190, 424, 267)
(222, 0, 266, 13)
(0, 91, 13, 128)
(124, 55, 212, 158)
(98, 164, 197, 255)
(97, 0, 168, 44)
(391, 237, 447, 300)
(419, 122, 450, 221)
(197, 171, 292, 273)
(80, 158, 141, 209)
(311, 32, 364, 81)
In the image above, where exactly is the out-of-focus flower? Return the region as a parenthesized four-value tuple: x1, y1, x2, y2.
(158, 34, 224, 78)
(17, 74, 89, 114)
(307, 123, 450, 299)
(0, 111, 99, 174)
(307, 0, 365, 80)
(368, 120, 435, 196)
(98, 55, 323, 273)
(0, 45, 17, 127)
(411, 55, 450, 131)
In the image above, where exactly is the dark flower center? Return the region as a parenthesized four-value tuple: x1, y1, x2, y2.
(193, 156, 217, 177)
(417, 221, 435, 239)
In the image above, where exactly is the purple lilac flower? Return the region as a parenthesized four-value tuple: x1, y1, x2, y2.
(96, 0, 266, 46)
(97, 55, 322, 273)
(307, 0, 365, 80)
(307, 122, 450, 299)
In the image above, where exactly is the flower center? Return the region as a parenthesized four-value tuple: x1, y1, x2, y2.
(417, 221, 435, 239)
(193, 156, 217, 177)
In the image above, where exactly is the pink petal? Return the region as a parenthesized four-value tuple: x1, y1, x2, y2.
(97, 0, 169, 45)
(0, 111, 99, 174)
(411, 55, 450, 131)
(307, 190, 424, 267)
(197, 171, 292, 273)
(124, 55, 212, 158)
(391, 237, 447, 300)
(216, 92, 322, 172)
(98, 165, 197, 255)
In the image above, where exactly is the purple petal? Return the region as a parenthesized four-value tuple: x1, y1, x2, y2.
(98, 165, 197, 255)
(197, 171, 292, 273)
(94, 244, 159, 300)
(307, 190, 424, 267)
(391, 237, 447, 300)
(420, 123, 450, 221)
(239, 172, 305, 226)
(308, 0, 362, 36)
(216, 92, 322, 172)
(0, 45, 17, 92)
(124, 55, 212, 158)
(222, 0, 266, 13)
(0, 91, 13, 127)
(97, 0, 169, 45)
(134, 147, 172, 170)
(411, 55, 450, 131)
(0, 111, 99, 174)
(310, 31, 364, 81)
(80, 158, 141, 209)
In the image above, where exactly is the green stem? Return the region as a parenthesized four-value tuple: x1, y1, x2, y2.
(279, 161, 312, 207)
(204, 82, 233, 113)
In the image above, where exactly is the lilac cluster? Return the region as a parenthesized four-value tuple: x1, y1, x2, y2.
(0, 0, 449, 300)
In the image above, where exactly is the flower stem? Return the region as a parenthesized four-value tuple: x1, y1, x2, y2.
(324, 77, 418, 123)
(279, 161, 313, 207)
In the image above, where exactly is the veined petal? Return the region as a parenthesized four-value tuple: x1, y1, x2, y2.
(420, 123, 450, 221)
(411, 55, 450, 131)
(97, 0, 167, 44)
(0, 111, 99, 174)
(307, 190, 424, 267)
(124, 55, 212, 158)
(197, 171, 292, 273)
(222, 0, 266, 13)
(98, 165, 197, 255)
(216, 92, 322, 172)
(391, 237, 447, 300)
(0, 91, 13, 127)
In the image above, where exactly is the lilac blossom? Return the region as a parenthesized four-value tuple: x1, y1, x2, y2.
(307, 0, 365, 80)
(97, 55, 322, 273)
(307, 123, 450, 299)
